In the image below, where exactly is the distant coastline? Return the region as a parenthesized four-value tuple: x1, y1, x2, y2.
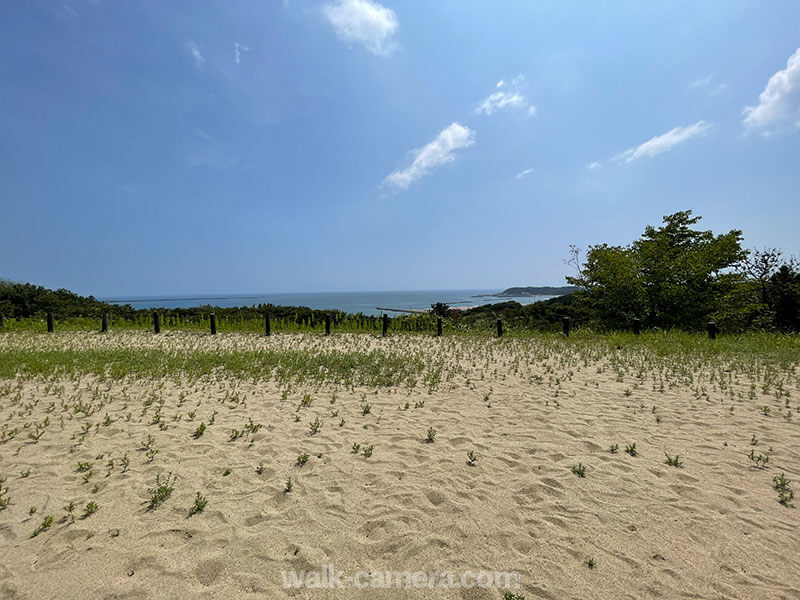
(473, 285, 577, 299)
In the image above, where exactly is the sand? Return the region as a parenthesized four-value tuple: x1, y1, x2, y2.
(0, 331, 798, 599)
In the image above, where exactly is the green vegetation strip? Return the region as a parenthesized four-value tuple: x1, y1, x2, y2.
(0, 347, 429, 387)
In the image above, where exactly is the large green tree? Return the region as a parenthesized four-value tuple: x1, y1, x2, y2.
(568, 211, 747, 329)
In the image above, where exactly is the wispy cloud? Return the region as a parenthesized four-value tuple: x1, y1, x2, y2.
(743, 47, 800, 131)
(618, 121, 709, 162)
(688, 73, 727, 97)
(688, 73, 715, 90)
(477, 75, 536, 116)
(323, 0, 398, 56)
(234, 42, 249, 65)
(515, 168, 533, 180)
(383, 123, 475, 190)
(587, 162, 601, 170)
(185, 40, 205, 71)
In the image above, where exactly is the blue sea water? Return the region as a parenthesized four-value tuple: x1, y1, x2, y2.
(102, 289, 556, 316)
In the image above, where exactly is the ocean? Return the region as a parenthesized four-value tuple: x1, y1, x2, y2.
(102, 289, 556, 316)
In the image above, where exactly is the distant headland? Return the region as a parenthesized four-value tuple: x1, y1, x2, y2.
(473, 286, 578, 298)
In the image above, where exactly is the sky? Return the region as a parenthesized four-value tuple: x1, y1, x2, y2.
(1, 0, 799, 297)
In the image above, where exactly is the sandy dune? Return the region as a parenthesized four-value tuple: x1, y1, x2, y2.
(0, 331, 798, 599)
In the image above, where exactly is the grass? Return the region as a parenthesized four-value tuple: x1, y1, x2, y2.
(0, 337, 437, 388)
(664, 453, 683, 467)
(147, 472, 177, 510)
(187, 492, 208, 517)
(773, 473, 794, 506)
(571, 463, 587, 477)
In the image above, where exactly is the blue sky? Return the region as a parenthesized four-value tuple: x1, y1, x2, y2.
(1, 0, 799, 296)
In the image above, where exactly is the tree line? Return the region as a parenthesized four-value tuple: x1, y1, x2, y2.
(1, 210, 798, 333)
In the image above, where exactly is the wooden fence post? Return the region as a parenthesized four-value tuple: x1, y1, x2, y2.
(101, 312, 109, 332)
(47, 312, 54, 333)
(382, 314, 389, 337)
(707, 321, 717, 340)
(325, 315, 331, 336)
(496, 319, 503, 337)
(153, 312, 160, 334)
(632, 317, 641, 336)
(265, 313, 271, 336)
(437, 317, 442, 337)
(562, 316, 570, 337)
(210, 313, 217, 335)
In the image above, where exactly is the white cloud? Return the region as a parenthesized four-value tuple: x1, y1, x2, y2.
(323, 0, 398, 56)
(619, 121, 709, 162)
(587, 162, 601, 170)
(383, 123, 475, 190)
(476, 75, 536, 117)
(234, 42, 249, 65)
(688, 73, 715, 90)
(743, 47, 800, 131)
(185, 40, 205, 71)
(515, 168, 533, 180)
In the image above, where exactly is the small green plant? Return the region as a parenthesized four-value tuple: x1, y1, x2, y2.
(147, 472, 177, 510)
(255, 463, 264, 474)
(29, 505, 37, 516)
(76, 461, 92, 472)
(609, 443, 619, 454)
(773, 473, 794, 506)
(83, 501, 98, 517)
(362, 444, 374, 458)
(20, 468, 30, 478)
(223, 467, 232, 476)
(192, 423, 206, 439)
(571, 463, 587, 477)
(120, 453, 130, 473)
(466, 450, 477, 466)
(32, 515, 54, 537)
(351, 443, 361, 453)
(361, 403, 372, 415)
(750, 434, 759, 446)
(586, 557, 596, 569)
(309, 417, 322, 435)
(503, 592, 526, 600)
(285, 477, 293, 493)
(747, 448, 769, 468)
(625, 443, 638, 457)
(664, 453, 683, 467)
(188, 492, 208, 517)
(296, 453, 310, 467)
(425, 427, 436, 443)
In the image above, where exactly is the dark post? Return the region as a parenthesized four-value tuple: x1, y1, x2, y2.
(0, 314, 4, 329)
(47, 312, 54, 333)
(632, 317, 641, 336)
(153, 311, 160, 334)
(562, 316, 571, 337)
(265, 313, 271, 336)
(496, 319, 503, 337)
(101, 312, 109, 333)
(210, 313, 217, 335)
(707, 321, 717, 340)
(325, 315, 331, 336)
(382, 314, 389, 337)
(436, 317, 442, 337)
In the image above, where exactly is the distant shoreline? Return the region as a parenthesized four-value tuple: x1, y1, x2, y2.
(472, 285, 577, 299)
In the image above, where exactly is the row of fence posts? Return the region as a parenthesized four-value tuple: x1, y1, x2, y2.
(15, 312, 719, 339)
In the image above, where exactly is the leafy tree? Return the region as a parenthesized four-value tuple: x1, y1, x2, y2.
(430, 302, 451, 318)
(769, 265, 800, 331)
(568, 211, 746, 329)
